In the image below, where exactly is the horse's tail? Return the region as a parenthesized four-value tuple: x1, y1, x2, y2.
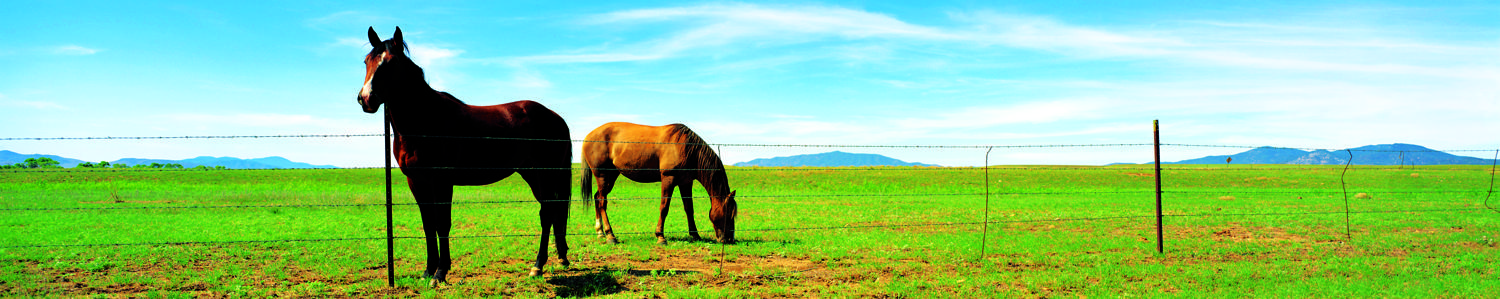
(580, 162, 594, 212)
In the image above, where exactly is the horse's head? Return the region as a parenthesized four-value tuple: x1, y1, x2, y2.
(711, 190, 739, 244)
(357, 26, 414, 114)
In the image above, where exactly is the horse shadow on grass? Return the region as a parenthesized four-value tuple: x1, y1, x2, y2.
(547, 270, 626, 297)
(547, 267, 701, 297)
(614, 235, 801, 246)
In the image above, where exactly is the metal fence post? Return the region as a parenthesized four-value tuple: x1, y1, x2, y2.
(1486, 150, 1498, 213)
(384, 109, 396, 287)
(981, 147, 994, 261)
(718, 144, 725, 275)
(1340, 149, 1353, 241)
(1153, 120, 1164, 254)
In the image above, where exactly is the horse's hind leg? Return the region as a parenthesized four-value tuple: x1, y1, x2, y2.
(679, 183, 702, 241)
(528, 200, 570, 276)
(593, 171, 620, 244)
(524, 170, 571, 276)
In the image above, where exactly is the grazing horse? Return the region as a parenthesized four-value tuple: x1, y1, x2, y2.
(581, 122, 738, 245)
(357, 27, 572, 283)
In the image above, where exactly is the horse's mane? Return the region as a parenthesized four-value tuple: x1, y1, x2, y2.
(372, 38, 446, 102)
(667, 124, 724, 172)
(371, 39, 412, 58)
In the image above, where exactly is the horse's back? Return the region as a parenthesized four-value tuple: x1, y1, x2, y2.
(399, 99, 570, 185)
(466, 100, 568, 137)
(584, 122, 696, 178)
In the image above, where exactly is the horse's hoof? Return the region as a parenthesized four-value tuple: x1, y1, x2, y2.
(604, 236, 618, 244)
(427, 269, 449, 287)
(528, 267, 543, 277)
(559, 259, 572, 268)
(656, 238, 667, 245)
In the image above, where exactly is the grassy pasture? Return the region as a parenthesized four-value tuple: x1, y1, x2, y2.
(0, 164, 1496, 297)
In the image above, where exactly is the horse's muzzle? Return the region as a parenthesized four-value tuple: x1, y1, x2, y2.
(358, 94, 379, 113)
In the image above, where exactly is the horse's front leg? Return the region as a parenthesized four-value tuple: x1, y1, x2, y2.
(679, 183, 702, 241)
(655, 177, 675, 245)
(412, 180, 454, 287)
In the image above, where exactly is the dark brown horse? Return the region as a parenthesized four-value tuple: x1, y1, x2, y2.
(358, 27, 572, 283)
(581, 122, 737, 245)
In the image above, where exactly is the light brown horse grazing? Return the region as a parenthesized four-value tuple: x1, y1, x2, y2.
(581, 122, 738, 245)
(358, 27, 572, 283)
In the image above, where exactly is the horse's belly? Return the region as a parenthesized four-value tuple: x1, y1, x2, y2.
(619, 170, 663, 183)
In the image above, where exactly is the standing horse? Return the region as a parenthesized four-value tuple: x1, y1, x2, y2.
(581, 122, 738, 245)
(357, 27, 572, 283)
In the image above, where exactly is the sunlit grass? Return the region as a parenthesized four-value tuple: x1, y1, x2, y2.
(1, 165, 1495, 297)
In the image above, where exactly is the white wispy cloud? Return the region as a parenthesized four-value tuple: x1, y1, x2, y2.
(0, 93, 69, 110)
(409, 44, 462, 67)
(408, 43, 465, 91)
(508, 68, 553, 89)
(162, 113, 368, 132)
(307, 11, 394, 31)
(514, 3, 958, 64)
(53, 45, 100, 55)
(516, 3, 1497, 81)
(2, 100, 70, 110)
(892, 99, 1116, 129)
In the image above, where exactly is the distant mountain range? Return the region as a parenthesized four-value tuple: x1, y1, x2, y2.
(733, 151, 938, 167)
(1130, 143, 1496, 165)
(0, 150, 337, 169)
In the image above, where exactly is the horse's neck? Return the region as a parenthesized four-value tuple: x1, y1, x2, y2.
(388, 90, 466, 135)
(698, 167, 730, 198)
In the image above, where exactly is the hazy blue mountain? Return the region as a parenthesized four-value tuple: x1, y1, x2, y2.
(733, 151, 939, 167)
(113, 156, 337, 169)
(1, 150, 336, 169)
(1316, 143, 1493, 165)
(1136, 143, 1494, 165)
(1167, 147, 1310, 165)
(0, 150, 87, 167)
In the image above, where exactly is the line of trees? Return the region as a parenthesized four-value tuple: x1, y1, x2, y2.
(2, 157, 227, 170)
(3, 157, 63, 169)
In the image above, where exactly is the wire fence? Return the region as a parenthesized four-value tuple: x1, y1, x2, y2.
(2, 127, 1497, 285)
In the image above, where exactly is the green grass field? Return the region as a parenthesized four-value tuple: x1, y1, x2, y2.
(1, 164, 1496, 297)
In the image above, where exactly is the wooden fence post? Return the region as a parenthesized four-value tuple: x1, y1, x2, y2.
(384, 109, 396, 287)
(1154, 120, 1164, 254)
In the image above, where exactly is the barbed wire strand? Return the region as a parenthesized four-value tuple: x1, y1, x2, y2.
(7, 164, 1497, 174)
(1167, 207, 1488, 218)
(0, 237, 385, 249)
(6, 189, 1488, 212)
(1, 206, 1482, 248)
(6, 133, 1498, 153)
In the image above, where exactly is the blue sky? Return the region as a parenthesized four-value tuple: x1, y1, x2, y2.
(2, 1, 1497, 167)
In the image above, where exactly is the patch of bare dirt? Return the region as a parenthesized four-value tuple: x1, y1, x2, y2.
(78, 200, 172, 204)
(1204, 224, 1309, 242)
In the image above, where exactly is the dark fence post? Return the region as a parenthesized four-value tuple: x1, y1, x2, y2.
(384, 109, 396, 287)
(1340, 149, 1353, 242)
(718, 144, 725, 275)
(1486, 150, 1498, 213)
(1153, 120, 1164, 254)
(981, 146, 994, 261)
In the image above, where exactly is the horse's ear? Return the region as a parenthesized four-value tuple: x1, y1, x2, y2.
(392, 26, 404, 45)
(367, 27, 382, 48)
